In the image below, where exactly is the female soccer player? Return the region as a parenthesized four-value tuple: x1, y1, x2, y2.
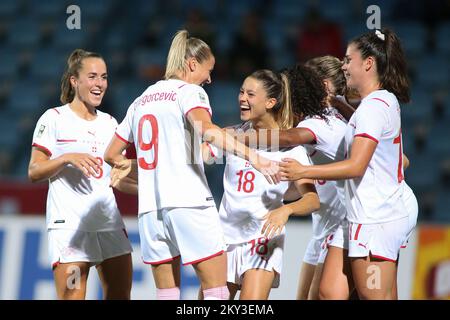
(214, 69, 320, 300)
(28, 49, 132, 300)
(279, 28, 417, 300)
(103, 30, 278, 300)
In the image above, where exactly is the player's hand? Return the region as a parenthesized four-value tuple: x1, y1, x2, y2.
(251, 154, 280, 184)
(279, 158, 306, 181)
(110, 159, 132, 187)
(63, 153, 100, 177)
(261, 207, 289, 239)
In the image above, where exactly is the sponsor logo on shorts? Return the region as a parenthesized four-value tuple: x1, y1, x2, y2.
(54, 220, 65, 224)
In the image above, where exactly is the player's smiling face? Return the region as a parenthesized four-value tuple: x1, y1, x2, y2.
(342, 43, 365, 91)
(239, 76, 276, 122)
(190, 55, 215, 87)
(71, 57, 108, 108)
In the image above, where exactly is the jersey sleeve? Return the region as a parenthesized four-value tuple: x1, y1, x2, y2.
(179, 85, 212, 117)
(115, 104, 135, 144)
(287, 146, 312, 166)
(354, 99, 388, 143)
(31, 109, 57, 157)
(297, 117, 334, 155)
(297, 117, 325, 145)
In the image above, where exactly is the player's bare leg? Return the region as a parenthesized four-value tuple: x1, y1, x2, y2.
(239, 269, 275, 300)
(319, 247, 353, 299)
(152, 258, 181, 288)
(96, 253, 132, 299)
(351, 254, 397, 300)
(296, 262, 316, 299)
(53, 262, 90, 300)
(307, 263, 324, 299)
(193, 252, 228, 299)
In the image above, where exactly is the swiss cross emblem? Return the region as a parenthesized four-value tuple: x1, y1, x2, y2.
(245, 161, 250, 167)
(92, 146, 97, 153)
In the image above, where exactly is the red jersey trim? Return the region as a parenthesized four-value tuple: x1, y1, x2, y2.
(354, 133, 379, 144)
(32, 143, 52, 157)
(206, 143, 216, 158)
(183, 250, 224, 266)
(371, 98, 390, 107)
(115, 132, 132, 144)
(354, 224, 362, 240)
(298, 127, 317, 144)
(143, 255, 181, 265)
(185, 106, 212, 119)
(371, 254, 397, 263)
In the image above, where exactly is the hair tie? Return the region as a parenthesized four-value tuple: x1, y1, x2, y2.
(375, 29, 385, 41)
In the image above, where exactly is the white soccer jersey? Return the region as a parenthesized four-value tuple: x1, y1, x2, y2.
(344, 90, 407, 224)
(115, 79, 215, 214)
(219, 122, 312, 244)
(297, 107, 348, 239)
(31, 104, 125, 232)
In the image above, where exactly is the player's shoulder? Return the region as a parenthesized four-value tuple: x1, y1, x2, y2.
(94, 109, 118, 127)
(39, 104, 69, 121)
(363, 90, 398, 109)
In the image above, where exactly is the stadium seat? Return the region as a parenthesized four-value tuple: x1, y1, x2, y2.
(415, 54, 450, 90)
(435, 21, 450, 55)
(29, 49, 66, 82)
(7, 80, 44, 113)
(0, 0, 19, 17)
(390, 21, 426, 58)
(8, 17, 40, 49)
(433, 190, 450, 223)
(405, 152, 440, 191)
(0, 48, 18, 78)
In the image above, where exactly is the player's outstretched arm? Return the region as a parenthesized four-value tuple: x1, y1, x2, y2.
(28, 147, 100, 182)
(187, 108, 280, 184)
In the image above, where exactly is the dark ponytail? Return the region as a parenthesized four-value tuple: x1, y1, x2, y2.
(350, 28, 410, 103)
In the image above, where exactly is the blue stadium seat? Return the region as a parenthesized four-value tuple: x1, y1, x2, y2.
(402, 90, 433, 120)
(405, 152, 439, 190)
(109, 79, 149, 117)
(273, 1, 306, 23)
(343, 22, 370, 42)
(7, 80, 44, 113)
(53, 27, 87, 50)
(0, 49, 18, 78)
(132, 47, 167, 75)
(436, 21, 450, 55)
(426, 122, 450, 155)
(72, 0, 112, 19)
(0, 115, 19, 151)
(0, 0, 19, 17)
(390, 21, 426, 58)
(29, 49, 66, 82)
(31, 0, 65, 19)
(433, 190, 450, 223)
(8, 17, 40, 49)
(321, 0, 352, 24)
(415, 54, 450, 90)
(206, 81, 241, 126)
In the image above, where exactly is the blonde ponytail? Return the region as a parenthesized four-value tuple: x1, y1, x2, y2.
(164, 29, 213, 80)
